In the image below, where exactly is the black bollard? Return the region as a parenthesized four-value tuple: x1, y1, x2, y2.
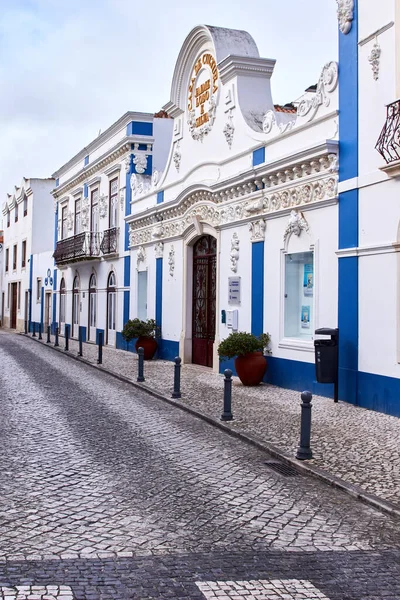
(78, 326, 83, 357)
(296, 391, 313, 460)
(46, 325, 51, 343)
(172, 356, 182, 398)
(137, 347, 145, 382)
(38, 323, 42, 340)
(64, 324, 69, 351)
(54, 326, 59, 347)
(32, 322, 36, 337)
(97, 331, 103, 364)
(24, 320, 28, 335)
(221, 369, 233, 421)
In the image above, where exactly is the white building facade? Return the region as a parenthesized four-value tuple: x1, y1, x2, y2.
(337, 0, 400, 416)
(1, 178, 54, 333)
(126, 25, 340, 388)
(52, 111, 173, 347)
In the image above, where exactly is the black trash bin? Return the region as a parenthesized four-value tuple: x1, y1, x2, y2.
(314, 328, 339, 402)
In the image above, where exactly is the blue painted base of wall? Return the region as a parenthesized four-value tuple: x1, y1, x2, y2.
(51, 321, 58, 335)
(95, 328, 105, 344)
(358, 371, 400, 417)
(157, 339, 179, 361)
(80, 326, 87, 343)
(116, 332, 136, 353)
(219, 355, 334, 398)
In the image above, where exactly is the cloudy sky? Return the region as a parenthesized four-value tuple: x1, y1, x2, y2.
(0, 0, 338, 205)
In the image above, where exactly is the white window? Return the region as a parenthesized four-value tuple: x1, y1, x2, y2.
(89, 274, 97, 328)
(137, 271, 148, 321)
(61, 205, 68, 240)
(59, 278, 66, 324)
(75, 198, 81, 235)
(36, 278, 42, 303)
(284, 251, 314, 340)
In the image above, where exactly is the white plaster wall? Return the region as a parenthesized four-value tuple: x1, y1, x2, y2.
(218, 224, 252, 341)
(358, 26, 396, 177)
(358, 0, 395, 41)
(358, 251, 399, 377)
(31, 180, 55, 254)
(153, 118, 174, 174)
(359, 179, 399, 246)
(161, 240, 183, 342)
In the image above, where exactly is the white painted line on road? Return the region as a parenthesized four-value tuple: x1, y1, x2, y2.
(0, 585, 73, 599)
(195, 579, 330, 599)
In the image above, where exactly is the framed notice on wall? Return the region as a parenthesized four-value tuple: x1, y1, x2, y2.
(303, 264, 313, 297)
(301, 305, 311, 329)
(228, 277, 241, 305)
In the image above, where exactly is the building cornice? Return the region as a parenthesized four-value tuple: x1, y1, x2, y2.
(52, 139, 134, 199)
(52, 111, 154, 178)
(126, 143, 338, 248)
(218, 55, 276, 84)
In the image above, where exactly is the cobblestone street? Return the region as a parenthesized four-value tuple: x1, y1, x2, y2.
(1, 331, 400, 599)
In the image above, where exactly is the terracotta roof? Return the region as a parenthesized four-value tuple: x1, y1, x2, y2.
(274, 103, 297, 114)
(154, 109, 172, 119)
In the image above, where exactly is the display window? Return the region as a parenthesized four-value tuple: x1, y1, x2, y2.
(284, 251, 314, 340)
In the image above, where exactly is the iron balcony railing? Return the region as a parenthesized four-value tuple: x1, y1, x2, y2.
(100, 227, 119, 255)
(53, 228, 119, 265)
(376, 99, 400, 164)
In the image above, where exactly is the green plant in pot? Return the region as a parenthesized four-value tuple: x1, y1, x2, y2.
(121, 318, 159, 360)
(217, 331, 271, 386)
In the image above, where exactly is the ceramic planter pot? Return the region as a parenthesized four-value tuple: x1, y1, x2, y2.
(135, 336, 158, 360)
(234, 351, 267, 386)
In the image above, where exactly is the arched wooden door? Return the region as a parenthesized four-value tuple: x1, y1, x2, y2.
(192, 235, 217, 367)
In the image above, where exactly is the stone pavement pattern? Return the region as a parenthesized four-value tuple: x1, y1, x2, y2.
(0, 331, 400, 599)
(36, 330, 400, 508)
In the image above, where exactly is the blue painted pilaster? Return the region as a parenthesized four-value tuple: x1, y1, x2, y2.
(52, 269, 57, 333)
(28, 254, 33, 331)
(338, 1, 359, 405)
(40, 286, 44, 330)
(125, 154, 134, 251)
(251, 241, 264, 336)
(123, 255, 131, 326)
(156, 257, 163, 335)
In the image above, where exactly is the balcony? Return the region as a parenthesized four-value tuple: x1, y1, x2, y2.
(53, 228, 119, 266)
(376, 99, 400, 177)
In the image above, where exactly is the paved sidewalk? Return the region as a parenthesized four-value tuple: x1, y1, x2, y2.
(20, 330, 400, 515)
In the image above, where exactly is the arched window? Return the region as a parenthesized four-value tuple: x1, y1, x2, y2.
(72, 276, 80, 336)
(59, 278, 66, 324)
(107, 271, 117, 345)
(88, 273, 97, 340)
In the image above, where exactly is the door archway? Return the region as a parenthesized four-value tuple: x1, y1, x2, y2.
(192, 234, 217, 367)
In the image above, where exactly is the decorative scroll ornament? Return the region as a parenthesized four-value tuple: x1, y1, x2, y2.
(173, 141, 181, 172)
(66, 210, 74, 232)
(81, 197, 90, 229)
(283, 210, 309, 243)
(230, 233, 239, 272)
(136, 246, 146, 266)
(168, 245, 175, 276)
(336, 0, 354, 35)
(297, 62, 338, 121)
(223, 111, 235, 149)
(249, 219, 266, 242)
(262, 110, 295, 135)
(133, 152, 148, 174)
(119, 188, 125, 211)
(154, 242, 164, 258)
(368, 42, 381, 81)
(99, 194, 108, 219)
(152, 170, 161, 187)
(130, 173, 151, 198)
(125, 156, 131, 172)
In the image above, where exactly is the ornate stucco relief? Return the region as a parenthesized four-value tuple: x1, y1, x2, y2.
(283, 210, 309, 244)
(230, 233, 239, 272)
(368, 42, 381, 81)
(154, 242, 164, 258)
(128, 153, 338, 248)
(223, 111, 235, 149)
(99, 194, 108, 219)
(249, 219, 266, 242)
(173, 141, 181, 172)
(136, 246, 146, 267)
(336, 0, 354, 35)
(296, 62, 338, 121)
(81, 197, 90, 230)
(168, 245, 175, 276)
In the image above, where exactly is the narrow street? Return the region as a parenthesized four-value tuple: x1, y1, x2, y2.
(0, 331, 400, 599)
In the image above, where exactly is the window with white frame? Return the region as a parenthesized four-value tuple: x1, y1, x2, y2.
(59, 278, 66, 324)
(109, 178, 118, 229)
(61, 205, 68, 240)
(74, 198, 81, 235)
(23, 194, 28, 217)
(284, 250, 314, 340)
(12, 245, 17, 271)
(36, 278, 42, 303)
